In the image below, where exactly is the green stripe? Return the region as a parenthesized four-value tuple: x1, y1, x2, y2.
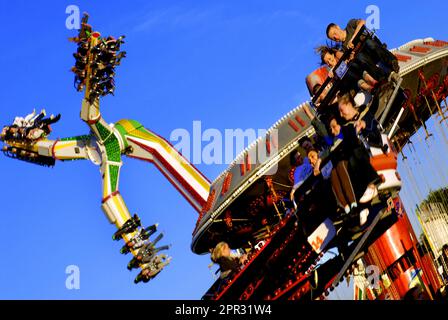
(60, 135, 91, 141)
(95, 121, 111, 141)
(104, 135, 122, 162)
(109, 165, 119, 192)
(114, 123, 129, 149)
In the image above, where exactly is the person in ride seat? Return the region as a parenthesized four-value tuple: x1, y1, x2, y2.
(316, 45, 380, 93)
(338, 93, 381, 205)
(289, 137, 315, 205)
(210, 242, 248, 279)
(339, 92, 383, 148)
(325, 19, 399, 78)
(303, 104, 368, 225)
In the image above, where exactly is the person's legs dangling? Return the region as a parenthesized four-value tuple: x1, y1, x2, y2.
(336, 160, 357, 211)
(330, 166, 349, 214)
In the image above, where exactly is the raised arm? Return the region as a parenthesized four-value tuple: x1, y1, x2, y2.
(347, 19, 366, 49)
(302, 103, 332, 147)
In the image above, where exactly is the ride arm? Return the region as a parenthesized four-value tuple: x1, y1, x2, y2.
(115, 119, 210, 213)
(100, 159, 171, 283)
(1, 135, 92, 166)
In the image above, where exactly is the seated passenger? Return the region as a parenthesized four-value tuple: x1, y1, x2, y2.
(13, 109, 43, 129)
(13, 116, 28, 128)
(338, 93, 381, 204)
(307, 148, 332, 180)
(313, 83, 337, 108)
(139, 254, 170, 283)
(305, 67, 336, 107)
(30, 109, 47, 127)
(326, 19, 399, 75)
(302, 103, 340, 153)
(26, 128, 45, 140)
(306, 121, 367, 224)
(211, 242, 248, 279)
(5, 109, 58, 141)
(338, 92, 383, 148)
(6, 125, 26, 140)
(36, 113, 61, 135)
(317, 45, 379, 92)
(289, 139, 314, 204)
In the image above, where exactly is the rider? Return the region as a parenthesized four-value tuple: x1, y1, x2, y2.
(326, 19, 399, 77)
(316, 45, 380, 93)
(337, 93, 381, 205)
(303, 104, 368, 224)
(289, 142, 313, 205)
(211, 242, 248, 279)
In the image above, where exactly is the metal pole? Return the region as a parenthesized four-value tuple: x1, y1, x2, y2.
(380, 78, 404, 126)
(388, 106, 405, 139)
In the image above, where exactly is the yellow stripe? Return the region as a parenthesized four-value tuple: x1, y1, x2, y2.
(108, 196, 138, 256)
(117, 119, 139, 135)
(112, 195, 130, 224)
(5, 139, 40, 152)
(106, 194, 143, 263)
(103, 165, 110, 198)
(54, 141, 77, 151)
(118, 120, 209, 192)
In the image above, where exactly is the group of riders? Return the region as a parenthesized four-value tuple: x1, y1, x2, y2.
(1, 109, 60, 142)
(112, 214, 171, 283)
(211, 18, 401, 279)
(71, 13, 126, 101)
(291, 18, 399, 225)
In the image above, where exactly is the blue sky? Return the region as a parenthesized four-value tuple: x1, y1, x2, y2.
(0, 0, 447, 299)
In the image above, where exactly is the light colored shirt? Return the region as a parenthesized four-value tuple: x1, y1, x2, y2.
(321, 161, 333, 180)
(292, 157, 313, 192)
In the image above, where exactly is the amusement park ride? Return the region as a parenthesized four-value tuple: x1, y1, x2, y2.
(1, 14, 448, 298)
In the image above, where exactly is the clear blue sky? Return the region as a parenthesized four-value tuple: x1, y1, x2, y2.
(0, 0, 447, 299)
